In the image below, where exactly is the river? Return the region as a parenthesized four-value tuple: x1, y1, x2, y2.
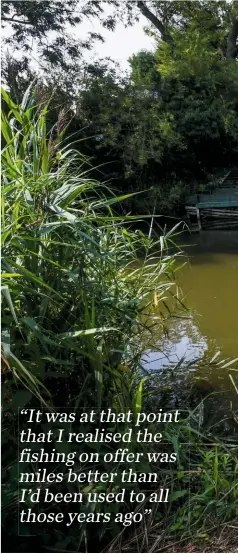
(142, 229, 238, 424)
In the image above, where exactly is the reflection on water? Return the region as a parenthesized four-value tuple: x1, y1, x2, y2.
(142, 229, 238, 407)
(142, 318, 208, 372)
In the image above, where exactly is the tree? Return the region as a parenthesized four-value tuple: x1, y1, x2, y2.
(136, 1, 238, 61)
(2, 0, 237, 214)
(2, 1, 237, 93)
(129, 50, 161, 91)
(71, 0, 238, 212)
(1, 0, 119, 83)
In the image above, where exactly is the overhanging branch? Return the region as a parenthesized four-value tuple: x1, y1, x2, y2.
(137, 0, 166, 40)
(2, 16, 33, 25)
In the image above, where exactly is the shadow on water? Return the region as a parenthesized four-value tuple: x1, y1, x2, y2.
(180, 228, 238, 255)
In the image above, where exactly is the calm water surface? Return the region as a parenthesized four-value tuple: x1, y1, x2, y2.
(143, 230, 238, 401)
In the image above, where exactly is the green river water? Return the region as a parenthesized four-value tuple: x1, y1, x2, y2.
(142, 229, 238, 418)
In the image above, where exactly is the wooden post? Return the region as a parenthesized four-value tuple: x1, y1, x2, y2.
(186, 208, 190, 225)
(196, 207, 202, 231)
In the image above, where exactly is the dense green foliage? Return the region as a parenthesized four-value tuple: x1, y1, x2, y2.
(2, 1, 238, 214)
(4, 1, 238, 213)
(73, 1, 238, 212)
(2, 88, 238, 554)
(1, 2, 238, 552)
(1, 87, 181, 550)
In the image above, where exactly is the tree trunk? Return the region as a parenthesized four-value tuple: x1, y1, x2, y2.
(137, 0, 167, 41)
(226, 17, 238, 60)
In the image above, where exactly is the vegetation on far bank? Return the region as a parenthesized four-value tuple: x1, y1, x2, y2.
(2, 1, 238, 214)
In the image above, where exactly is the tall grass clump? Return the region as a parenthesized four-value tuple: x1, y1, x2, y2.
(2, 88, 237, 554)
(1, 87, 184, 551)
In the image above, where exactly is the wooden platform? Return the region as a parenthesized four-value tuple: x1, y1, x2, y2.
(185, 170, 238, 229)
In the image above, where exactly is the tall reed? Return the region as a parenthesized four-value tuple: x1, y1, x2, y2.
(2, 87, 237, 554)
(1, 87, 185, 550)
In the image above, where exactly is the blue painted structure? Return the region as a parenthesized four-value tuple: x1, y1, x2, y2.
(186, 170, 238, 209)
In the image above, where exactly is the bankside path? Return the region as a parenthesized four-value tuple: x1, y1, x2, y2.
(185, 169, 238, 230)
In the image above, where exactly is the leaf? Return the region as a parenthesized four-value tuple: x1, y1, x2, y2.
(58, 327, 119, 339)
(1, 273, 22, 278)
(10, 390, 32, 410)
(134, 377, 148, 415)
(169, 490, 187, 501)
(44, 202, 77, 222)
(221, 358, 238, 369)
(9, 261, 64, 300)
(1, 285, 20, 326)
(210, 351, 221, 363)
(2, 343, 50, 404)
(229, 374, 238, 394)
(21, 80, 37, 110)
(23, 316, 40, 333)
(94, 192, 138, 208)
